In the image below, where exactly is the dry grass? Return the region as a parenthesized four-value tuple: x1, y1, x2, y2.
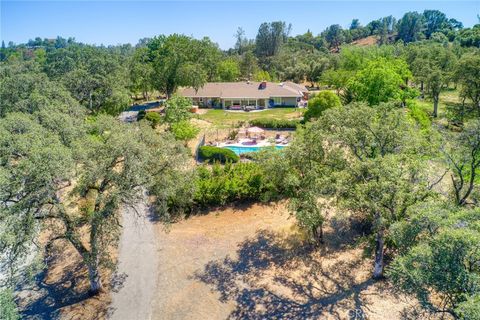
(18, 200, 444, 319)
(351, 36, 379, 46)
(16, 239, 113, 320)
(16, 184, 115, 320)
(152, 202, 427, 320)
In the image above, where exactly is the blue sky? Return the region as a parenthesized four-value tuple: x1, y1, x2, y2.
(1, 1, 479, 49)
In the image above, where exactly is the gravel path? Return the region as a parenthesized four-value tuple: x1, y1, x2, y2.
(109, 202, 159, 320)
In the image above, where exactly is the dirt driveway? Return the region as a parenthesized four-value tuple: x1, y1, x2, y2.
(109, 201, 159, 320)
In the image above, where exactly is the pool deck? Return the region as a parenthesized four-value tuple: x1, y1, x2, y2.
(218, 138, 289, 148)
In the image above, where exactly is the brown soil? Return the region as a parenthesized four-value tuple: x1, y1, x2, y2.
(18, 201, 441, 319)
(16, 239, 112, 320)
(152, 202, 425, 320)
(351, 36, 379, 46)
(15, 182, 115, 320)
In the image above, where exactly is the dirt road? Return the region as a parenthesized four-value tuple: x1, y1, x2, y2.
(109, 202, 159, 320)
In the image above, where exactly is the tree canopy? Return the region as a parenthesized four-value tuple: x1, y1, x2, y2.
(147, 34, 221, 97)
(347, 58, 414, 106)
(255, 21, 291, 57)
(304, 91, 341, 121)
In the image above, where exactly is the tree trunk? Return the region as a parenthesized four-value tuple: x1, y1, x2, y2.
(459, 159, 478, 206)
(89, 91, 93, 111)
(433, 95, 439, 118)
(88, 214, 102, 295)
(58, 202, 105, 296)
(420, 81, 424, 99)
(312, 224, 324, 244)
(87, 258, 102, 295)
(373, 227, 385, 279)
(460, 97, 466, 123)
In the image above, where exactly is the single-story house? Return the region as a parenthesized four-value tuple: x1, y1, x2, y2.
(179, 81, 308, 109)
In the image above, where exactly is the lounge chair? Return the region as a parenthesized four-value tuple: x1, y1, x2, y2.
(242, 139, 257, 146)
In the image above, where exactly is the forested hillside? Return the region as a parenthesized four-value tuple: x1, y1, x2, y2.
(1, 9, 479, 108)
(1, 8, 480, 320)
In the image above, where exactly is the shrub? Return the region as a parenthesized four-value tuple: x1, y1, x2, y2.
(137, 110, 146, 121)
(194, 162, 268, 206)
(456, 295, 480, 320)
(253, 70, 272, 81)
(249, 118, 301, 129)
(162, 154, 286, 210)
(144, 112, 162, 128)
(171, 120, 199, 145)
(0, 289, 20, 320)
(407, 101, 431, 129)
(198, 146, 239, 163)
(228, 130, 238, 140)
(304, 91, 341, 121)
(165, 95, 192, 123)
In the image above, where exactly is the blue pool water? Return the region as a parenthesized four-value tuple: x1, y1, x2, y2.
(224, 145, 286, 155)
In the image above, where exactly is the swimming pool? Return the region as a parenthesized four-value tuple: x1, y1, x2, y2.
(223, 145, 286, 155)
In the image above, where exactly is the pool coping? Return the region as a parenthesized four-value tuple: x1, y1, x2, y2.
(220, 143, 289, 148)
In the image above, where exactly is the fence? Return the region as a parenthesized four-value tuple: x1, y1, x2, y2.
(195, 134, 206, 163)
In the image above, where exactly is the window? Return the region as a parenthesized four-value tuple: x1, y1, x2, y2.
(273, 97, 282, 105)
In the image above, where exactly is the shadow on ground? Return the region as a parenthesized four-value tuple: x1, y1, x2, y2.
(18, 243, 116, 320)
(19, 263, 91, 320)
(194, 224, 392, 320)
(150, 200, 263, 225)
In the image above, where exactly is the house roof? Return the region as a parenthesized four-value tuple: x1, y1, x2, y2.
(179, 81, 306, 99)
(283, 81, 308, 93)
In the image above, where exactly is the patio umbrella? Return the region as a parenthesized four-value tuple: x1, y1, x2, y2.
(247, 126, 264, 134)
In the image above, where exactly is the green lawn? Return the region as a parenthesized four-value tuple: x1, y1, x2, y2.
(415, 89, 462, 119)
(196, 89, 462, 129)
(196, 108, 305, 128)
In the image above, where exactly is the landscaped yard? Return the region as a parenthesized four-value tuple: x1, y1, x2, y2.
(196, 108, 305, 128)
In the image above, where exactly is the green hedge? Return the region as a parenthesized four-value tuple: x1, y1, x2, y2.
(194, 162, 270, 206)
(249, 118, 301, 129)
(198, 146, 239, 163)
(145, 112, 162, 128)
